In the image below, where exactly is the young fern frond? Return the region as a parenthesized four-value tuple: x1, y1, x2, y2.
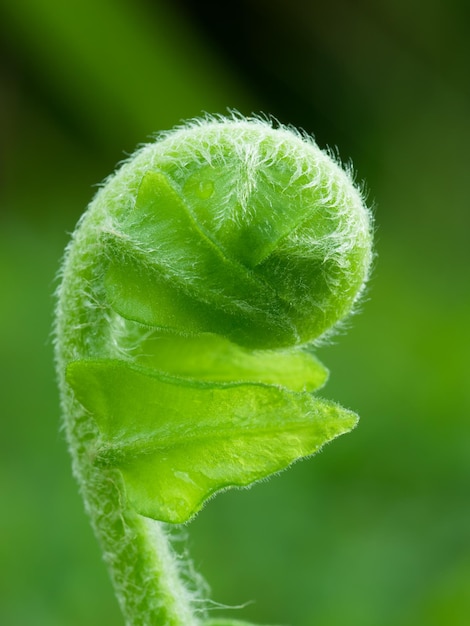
(55, 114, 373, 626)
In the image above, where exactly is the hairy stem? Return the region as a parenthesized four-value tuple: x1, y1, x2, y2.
(55, 211, 202, 626)
(58, 377, 200, 625)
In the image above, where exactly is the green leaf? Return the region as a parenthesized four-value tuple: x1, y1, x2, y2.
(134, 332, 329, 392)
(120, 170, 287, 318)
(66, 358, 357, 524)
(103, 170, 299, 349)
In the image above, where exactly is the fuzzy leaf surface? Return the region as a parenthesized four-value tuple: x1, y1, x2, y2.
(67, 359, 357, 523)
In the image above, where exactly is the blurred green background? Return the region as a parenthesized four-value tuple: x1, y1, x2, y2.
(1, 0, 469, 624)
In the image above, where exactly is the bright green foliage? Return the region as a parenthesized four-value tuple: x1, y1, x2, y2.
(100, 122, 371, 349)
(55, 114, 373, 625)
(67, 358, 356, 523)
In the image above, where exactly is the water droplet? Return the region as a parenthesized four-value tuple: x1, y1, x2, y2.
(196, 179, 214, 199)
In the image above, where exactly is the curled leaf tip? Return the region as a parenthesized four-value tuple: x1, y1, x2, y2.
(55, 113, 373, 624)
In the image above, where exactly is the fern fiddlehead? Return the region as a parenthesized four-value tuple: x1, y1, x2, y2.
(55, 115, 373, 626)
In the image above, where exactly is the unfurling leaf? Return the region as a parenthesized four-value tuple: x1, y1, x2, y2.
(67, 358, 357, 523)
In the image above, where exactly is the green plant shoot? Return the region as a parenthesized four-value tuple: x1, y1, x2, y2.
(55, 114, 373, 626)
